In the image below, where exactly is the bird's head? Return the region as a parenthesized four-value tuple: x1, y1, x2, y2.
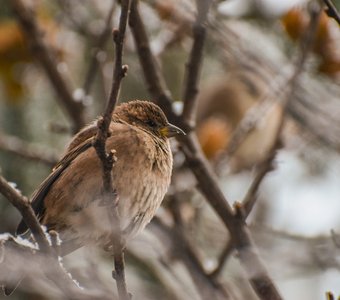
(113, 100, 185, 139)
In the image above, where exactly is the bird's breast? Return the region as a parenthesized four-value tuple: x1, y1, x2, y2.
(113, 138, 173, 237)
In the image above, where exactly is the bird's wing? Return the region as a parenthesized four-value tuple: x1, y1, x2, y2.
(16, 130, 96, 235)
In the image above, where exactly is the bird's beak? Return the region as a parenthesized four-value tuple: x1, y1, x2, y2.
(160, 123, 186, 138)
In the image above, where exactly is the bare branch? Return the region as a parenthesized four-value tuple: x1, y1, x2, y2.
(208, 241, 234, 278)
(55, 0, 97, 38)
(245, 2, 323, 209)
(164, 196, 229, 298)
(149, 0, 340, 151)
(0, 132, 58, 167)
(83, 3, 116, 95)
(326, 291, 335, 300)
(93, 1, 132, 299)
(10, 0, 86, 133)
(323, 0, 340, 25)
(209, 4, 323, 279)
(129, 0, 188, 131)
(242, 147, 278, 216)
(0, 175, 50, 252)
(129, 2, 283, 299)
(0, 236, 113, 299)
(0, 175, 90, 298)
(182, 136, 283, 300)
(209, 145, 278, 278)
(150, 217, 229, 300)
(181, 0, 211, 126)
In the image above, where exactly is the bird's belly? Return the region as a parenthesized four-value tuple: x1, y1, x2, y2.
(117, 174, 168, 238)
(60, 172, 168, 245)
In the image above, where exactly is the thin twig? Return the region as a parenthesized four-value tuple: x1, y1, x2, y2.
(0, 236, 113, 299)
(209, 146, 278, 278)
(83, 3, 116, 95)
(323, 0, 340, 25)
(151, 217, 229, 300)
(208, 155, 273, 279)
(242, 144, 278, 215)
(326, 291, 335, 300)
(150, 0, 340, 151)
(10, 0, 86, 133)
(129, 0, 188, 132)
(166, 197, 229, 299)
(222, 72, 288, 164)
(221, 2, 322, 169)
(210, 3, 323, 279)
(181, 0, 211, 127)
(0, 175, 90, 298)
(0, 175, 50, 252)
(331, 229, 340, 249)
(153, 25, 187, 57)
(129, 2, 283, 299)
(93, 0, 131, 299)
(0, 132, 58, 167)
(182, 135, 283, 300)
(241, 1, 322, 170)
(208, 241, 234, 278)
(55, 0, 97, 38)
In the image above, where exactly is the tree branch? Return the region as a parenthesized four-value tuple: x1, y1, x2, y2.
(0, 235, 113, 299)
(323, 0, 340, 25)
(93, 1, 131, 299)
(0, 175, 50, 252)
(129, 0, 188, 132)
(181, 0, 211, 127)
(209, 2, 323, 279)
(150, 217, 230, 300)
(0, 175, 92, 298)
(83, 3, 116, 96)
(10, 0, 86, 133)
(0, 132, 58, 167)
(129, 1, 283, 299)
(208, 241, 234, 278)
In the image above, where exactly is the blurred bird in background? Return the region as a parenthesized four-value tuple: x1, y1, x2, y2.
(281, 7, 340, 79)
(196, 70, 282, 173)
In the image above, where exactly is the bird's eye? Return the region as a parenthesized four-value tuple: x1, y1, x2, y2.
(146, 120, 157, 127)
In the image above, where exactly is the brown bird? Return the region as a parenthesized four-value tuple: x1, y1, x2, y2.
(196, 71, 282, 172)
(16, 100, 185, 252)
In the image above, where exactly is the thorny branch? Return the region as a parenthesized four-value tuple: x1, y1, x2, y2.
(93, 0, 131, 299)
(10, 0, 86, 133)
(129, 1, 282, 299)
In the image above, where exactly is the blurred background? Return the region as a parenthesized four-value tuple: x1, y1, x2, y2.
(1, 0, 340, 299)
